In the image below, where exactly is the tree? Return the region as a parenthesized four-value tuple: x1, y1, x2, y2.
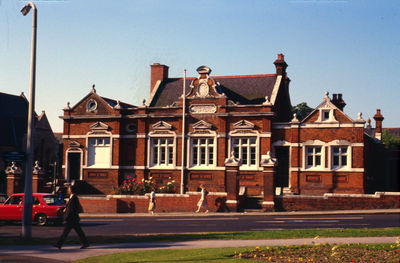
(292, 102, 313, 121)
(382, 129, 400, 149)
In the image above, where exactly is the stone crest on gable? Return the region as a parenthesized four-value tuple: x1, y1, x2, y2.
(187, 66, 223, 99)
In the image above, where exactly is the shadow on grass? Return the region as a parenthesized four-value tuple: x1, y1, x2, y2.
(1, 227, 399, 247)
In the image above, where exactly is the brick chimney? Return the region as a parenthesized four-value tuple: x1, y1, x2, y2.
(373, 109, 384, 140)
(331, 93, 346, 111)
(274, 53, 288, 76)
(150, 63, 169, 93)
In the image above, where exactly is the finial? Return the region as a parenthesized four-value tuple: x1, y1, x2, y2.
(291, 113, 300, 123)
(367, 118, 372, 128)
(64, 101, 71, 111)
(142, 99, 146, 106)
(114, 100, 122, 110)
(356, 112, 365, 123)
(263, 96, 272, 105)
(91, 84, 96, 93)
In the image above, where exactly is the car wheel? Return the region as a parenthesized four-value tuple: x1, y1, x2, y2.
(36, 214, 47, 226)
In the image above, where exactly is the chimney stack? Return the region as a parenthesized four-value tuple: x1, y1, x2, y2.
(150, 63, 169, 94)
(274, 53, 288, 76)
(373, 109, 384, 140)
(331, 93, 346, 111)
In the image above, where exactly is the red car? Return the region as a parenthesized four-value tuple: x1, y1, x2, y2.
(0, 193, 65, 226)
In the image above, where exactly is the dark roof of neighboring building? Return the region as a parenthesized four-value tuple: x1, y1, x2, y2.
(0, 92, 29, 148)
(384, 128, 400, 137)
(150, 74, 277, 107)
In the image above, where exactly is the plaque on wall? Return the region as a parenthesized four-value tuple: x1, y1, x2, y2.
(190, 173, 213, 180)
(88, 172, 108, 178)
(189, 104, 217, 114)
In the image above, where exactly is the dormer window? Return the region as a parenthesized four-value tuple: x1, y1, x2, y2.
(322, 110, 330, 121)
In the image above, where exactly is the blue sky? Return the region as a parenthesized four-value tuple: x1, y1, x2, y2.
(0, 0, 399, 132)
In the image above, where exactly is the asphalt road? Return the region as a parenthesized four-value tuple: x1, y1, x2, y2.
(1, 213, 399, 238)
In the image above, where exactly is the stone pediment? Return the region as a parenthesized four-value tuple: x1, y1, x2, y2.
(152, 121, 172, 131)
(233, 120, 255, 130)
(68, 141, 81, 148)
(192, 120, 213, 130)
(89, 122, 110, 131)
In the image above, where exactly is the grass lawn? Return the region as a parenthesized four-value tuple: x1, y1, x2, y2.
(1, 227, 400, 246)
(75, 243, 400, 263)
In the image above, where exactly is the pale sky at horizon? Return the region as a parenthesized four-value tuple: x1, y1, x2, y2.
(0, 0, 399, 132)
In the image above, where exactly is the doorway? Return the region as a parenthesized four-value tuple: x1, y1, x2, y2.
(275, 146, 289, 188)
(67, 152, 81, 182)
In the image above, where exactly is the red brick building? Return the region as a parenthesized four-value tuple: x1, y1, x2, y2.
(60, 54, 386, 209)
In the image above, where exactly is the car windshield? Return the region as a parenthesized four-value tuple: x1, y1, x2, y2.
(43, 195, 64, 206)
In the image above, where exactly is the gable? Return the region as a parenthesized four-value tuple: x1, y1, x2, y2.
(302, 93, 354, 125)
(70, 92, 115, 116)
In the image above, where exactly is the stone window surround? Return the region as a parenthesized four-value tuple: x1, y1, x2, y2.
(228, 130, 260, 171)
(147, 131, 177, 169)
(187, 131, 217, 170)
(301, 139, 354, 171)
(85, 130, 113, 169)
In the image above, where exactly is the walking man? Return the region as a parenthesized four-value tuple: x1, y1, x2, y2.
(54, 185, 89, 249)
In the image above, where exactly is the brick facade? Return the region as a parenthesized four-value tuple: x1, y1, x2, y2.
(60, 54, 391, 212)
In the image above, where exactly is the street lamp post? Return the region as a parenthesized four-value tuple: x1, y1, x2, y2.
(21, 1, 37, 240)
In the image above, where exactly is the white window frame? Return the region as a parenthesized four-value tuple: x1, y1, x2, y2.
(302, 140, 326, 170)
(305, 146, 323, 168)
(229, 136, 259, 170)
(328, 140, 352, 171)
(149, 137, 175, 168)
(229, 120, 259, 170)
(147, 121, 176, 169)
(331, 146, 348, 169)
(86, 136, 112, 168)
(190, 137, 216, 168)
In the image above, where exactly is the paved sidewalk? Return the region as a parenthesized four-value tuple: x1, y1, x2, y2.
(0, 236, 398, 263)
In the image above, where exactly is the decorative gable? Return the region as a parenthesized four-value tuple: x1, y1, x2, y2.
(89, 122, 110, 131)
(187, 66, 224, 99)
(68, 141, 81, 148)
(152, 121, 172, 131)
(302, 92, 354, 125)
(233, 120, 255, 130)
(192, 120, 213, 130)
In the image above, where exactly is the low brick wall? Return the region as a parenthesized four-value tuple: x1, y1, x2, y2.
(79, 192, 228, 213)
(274, 192, 400, 211)
(79, 192, 400, 213)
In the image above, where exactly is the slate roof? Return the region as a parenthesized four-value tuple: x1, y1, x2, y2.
(0, 92, 29, 148)
(101, 96, 136, 109)
(149, 74, 277, 107)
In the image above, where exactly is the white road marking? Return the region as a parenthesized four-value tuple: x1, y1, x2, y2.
(156, 218, 240, 221)
(81, 219, 125, 222)
(256, 221, 286, 223)
(273, 217, 364, 220)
